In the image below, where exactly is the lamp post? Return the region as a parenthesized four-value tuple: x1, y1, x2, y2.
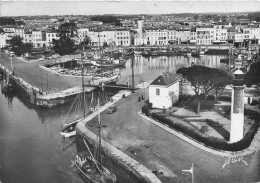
(182, 163, 194, 183)
(46, 72, 48, 93)
(41, 71, 43, 91)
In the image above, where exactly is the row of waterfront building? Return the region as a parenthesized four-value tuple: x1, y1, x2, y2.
(0, 20, 260, 48)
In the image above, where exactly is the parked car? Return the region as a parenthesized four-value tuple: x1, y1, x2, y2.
(52, 54, 60, 59)
(9, 51, 15, 57)
(38, 58, 45, 61)
(106, 105, 117, 114)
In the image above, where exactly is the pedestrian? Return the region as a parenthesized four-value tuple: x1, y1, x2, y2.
(138, 96, 141, 102)
(141, 95, 144, 100)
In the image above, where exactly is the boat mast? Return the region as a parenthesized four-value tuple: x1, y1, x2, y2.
(11, 56, 13, 73)
(97, 98, 102, 169)
(228, 47, 231, 71)
(131, 55, 135, 92)
(82, 138, 102, 173)
(81, 45, 85, 118)
(98, 15, 103, 78)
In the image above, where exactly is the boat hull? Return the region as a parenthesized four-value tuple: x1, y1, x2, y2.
(60, 118, 84, 138)
(74, 160, 116, 183)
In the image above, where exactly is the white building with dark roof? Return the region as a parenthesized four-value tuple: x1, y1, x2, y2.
(149, 72, 180, 109)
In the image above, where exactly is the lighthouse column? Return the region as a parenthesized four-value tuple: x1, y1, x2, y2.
(230, 85, 245, 143)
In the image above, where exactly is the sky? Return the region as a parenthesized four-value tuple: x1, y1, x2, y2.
(1, 0, 260, 17)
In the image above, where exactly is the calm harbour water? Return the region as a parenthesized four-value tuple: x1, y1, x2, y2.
(0, 54, 228, 183)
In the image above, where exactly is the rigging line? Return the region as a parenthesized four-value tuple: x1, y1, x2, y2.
(61, 93, 79, 125)
(84, 93, 89, 116)
(82, 137, 102, 173)
(77, 92, 82, 116)
(73, 92, 80, 117)
(74, 91, 83, 117)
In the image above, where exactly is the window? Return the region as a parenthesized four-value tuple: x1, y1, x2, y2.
(156, 88, 160, 95)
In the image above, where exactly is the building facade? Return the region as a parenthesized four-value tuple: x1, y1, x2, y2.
(196, 27, 214, 45)
(149, 72, 179, 109)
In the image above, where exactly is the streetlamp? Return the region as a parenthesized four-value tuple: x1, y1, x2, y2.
(182, 163, 194, 183)
(46, 72, 48, 93)
(41, 71, 43, 91)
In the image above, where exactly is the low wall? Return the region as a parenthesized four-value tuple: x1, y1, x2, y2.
(0, 64, 97, 108)
(36, 86, 96, 108)
(0, 64, 38, 104)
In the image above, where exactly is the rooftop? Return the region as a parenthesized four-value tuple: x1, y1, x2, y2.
(150, 72, 179, 86)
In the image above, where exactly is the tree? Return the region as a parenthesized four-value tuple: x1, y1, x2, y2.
(211, 69, 232, 101)
(194, 14, 199, 20)
(52, 22, 78, 55)
(244, 62, 260, 86)
(21, 43, 33, 55)
(177, 66, 211, 114)
(80, 35, 91, 48)
(56, 22, 78, 39)
(53, 37, 75, 55)
(10, 35, 23, 56)
(176, 66, 232, 114)
(221, 15, 227, 23)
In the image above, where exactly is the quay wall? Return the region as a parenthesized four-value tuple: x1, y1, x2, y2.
(76, 90, 161, 183)
(76, 124, 162, 183)
(0, 63, 96, 108)
(0, 64, 39, 104)
(36, 86, 95, 108)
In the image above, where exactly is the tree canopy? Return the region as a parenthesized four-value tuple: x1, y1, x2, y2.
(56, 22, 78, 39)
(80, 35, 91, 48)
(52, 22, 78, 55)
(90, 15, 119, 24)
(244, 62, 260, 86)
(53, 38, 75, 56)
(21, 43, 33, 55)
(9, 36, 33, 56)
(10, 35, 23, 56)
(177, 65, 232, 113)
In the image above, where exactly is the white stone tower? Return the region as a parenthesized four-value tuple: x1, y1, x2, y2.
(230, 69, 245, 143)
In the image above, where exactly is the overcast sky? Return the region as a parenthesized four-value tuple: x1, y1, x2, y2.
(1, 1, 260, 17)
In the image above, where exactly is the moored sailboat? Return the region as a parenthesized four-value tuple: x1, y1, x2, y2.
(60, 50, 91, 138)
(73, 98, 116, 183)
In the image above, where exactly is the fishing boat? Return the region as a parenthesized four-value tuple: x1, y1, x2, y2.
(134, 45, 142, 55)
(92, 72, 119, 80)
(60, 51, 91, 138)
(73, 99, 117, 183)
(1, 71, 15, 93)
(1, 56, 16, 93)
(186, 52, 192, 57)
(151, 51, 158, 57)
(199, 48, 205, 55)
(60, 118, 84, 138)
(141, 50, 150, 57)
(1, 80, 15, 93)
(134, 50, 142, 55)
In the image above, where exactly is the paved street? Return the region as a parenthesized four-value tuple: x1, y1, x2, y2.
(87, 87, 260, 183)
(0, 52, 91, 94)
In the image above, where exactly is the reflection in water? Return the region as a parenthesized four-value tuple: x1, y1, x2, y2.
(120, 54, 228, 85)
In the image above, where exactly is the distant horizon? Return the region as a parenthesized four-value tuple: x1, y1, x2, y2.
(1, 1, 260, 17)
(2, 10, 260, 18)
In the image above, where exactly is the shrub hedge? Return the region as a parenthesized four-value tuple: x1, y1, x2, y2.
(207, 95, 215, 100)
(150, 112, 259, 151)
(218, 95, 231, 102)
(141, 103, 152, 116)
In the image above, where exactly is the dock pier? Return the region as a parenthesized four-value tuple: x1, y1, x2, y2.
(76, 90, 162, 183)
(0, 63, 120, 108)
